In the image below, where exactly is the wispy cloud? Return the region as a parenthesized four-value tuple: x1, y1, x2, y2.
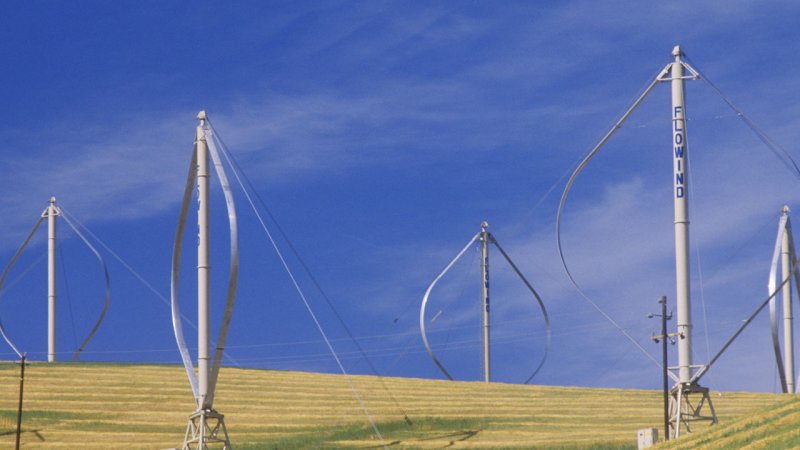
(2, 0, 800, 391)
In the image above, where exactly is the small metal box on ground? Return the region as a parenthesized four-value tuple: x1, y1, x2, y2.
(637, 427, 658, 449)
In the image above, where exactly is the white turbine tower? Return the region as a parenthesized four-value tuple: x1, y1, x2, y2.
(662, 46, 717, 438)
(46, 197, 58, 362)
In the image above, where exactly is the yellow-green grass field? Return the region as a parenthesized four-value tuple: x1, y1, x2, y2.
(0, 362, 786, 449)
(658, 395, 800, 450)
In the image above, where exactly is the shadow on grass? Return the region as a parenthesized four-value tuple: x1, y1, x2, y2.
(236, 417, 483, 449)
(0, 428, 46, 441)
(419, 429, 480, 447)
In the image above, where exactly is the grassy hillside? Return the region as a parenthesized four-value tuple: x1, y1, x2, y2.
(658, 395, 800, 450)
(0, 362, 785, 449)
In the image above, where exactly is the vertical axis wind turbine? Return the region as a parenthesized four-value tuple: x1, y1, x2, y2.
(555, 46, 720, 438)
(172, 111, 239, 450)
(0, 197, 110, 362)
(420, 221, 550, 384)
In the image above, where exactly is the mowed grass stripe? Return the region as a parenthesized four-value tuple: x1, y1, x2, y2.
(0, 362, 788, 448)
(658, 396, 800, 450)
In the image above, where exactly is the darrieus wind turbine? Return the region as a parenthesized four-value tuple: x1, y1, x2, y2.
(0, 197, 110, 362)
(172, 111, 239, 450)
(420, 221, 550, 384)
(558, 43, 800, 438)
(557, 46, 718, 438)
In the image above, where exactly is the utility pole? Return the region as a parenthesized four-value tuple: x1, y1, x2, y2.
(15, 354, 26, 450)
(649, 296, 674, 441)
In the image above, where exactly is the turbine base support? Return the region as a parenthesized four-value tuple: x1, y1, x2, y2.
(182, 409, 231, 450)
(668, 382, 717, 439)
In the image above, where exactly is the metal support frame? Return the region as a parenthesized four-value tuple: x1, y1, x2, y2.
(669, 382, 717, 438)
(183, 409, 231, 450)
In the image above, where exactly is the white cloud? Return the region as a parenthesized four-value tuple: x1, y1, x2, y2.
(3, 0, 800, 392)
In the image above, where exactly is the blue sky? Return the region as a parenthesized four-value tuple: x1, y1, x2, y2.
(1, 1, 800, 396)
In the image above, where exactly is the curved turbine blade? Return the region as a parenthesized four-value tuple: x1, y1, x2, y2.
(487, 234, 551, 384)
(203, 123, 240, 409)
(555, 63, 677, 379)
(171, 142, 200, 404)
(419, 232, 480, 381)
(58, 209, 111, 362)
(0, 216, 45, 358)
(767, 213, 790, 392)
